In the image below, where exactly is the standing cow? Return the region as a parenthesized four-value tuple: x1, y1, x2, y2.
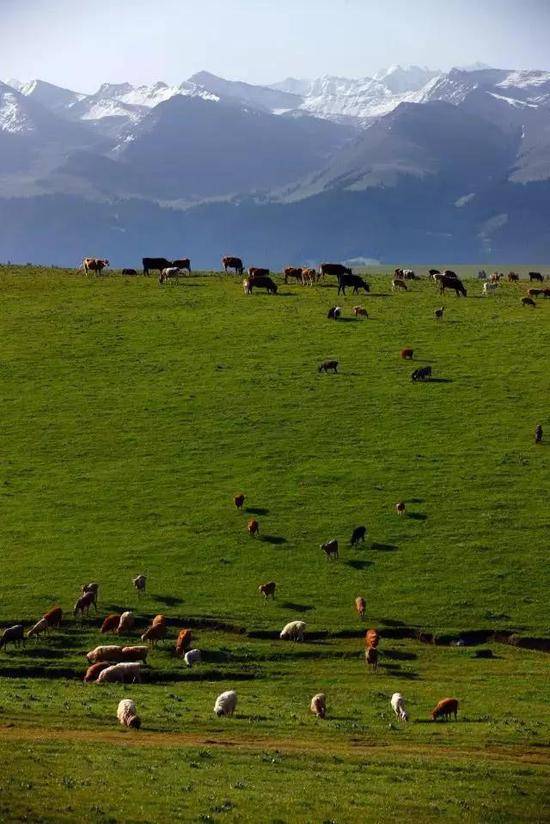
(222, 256, 244, 275)
(319, 263, 352, 280)
(83, 258, 109, 276)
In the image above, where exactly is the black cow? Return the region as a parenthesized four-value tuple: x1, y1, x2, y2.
(143, 257, 172, 276)
(438, 276, 467, 297)
(529, 271, 544, 282)
(247, 275, 277, 294)
(172, 258, 191, 274)
(337, 274, 370, 295)
(121, 268, 137, 275)
(222, 256, 244, 274)
(350, 526, 367, 546)
(319, 263, 352, 279)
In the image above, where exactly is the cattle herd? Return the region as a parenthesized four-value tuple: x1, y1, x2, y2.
(0, 256, 546, 734)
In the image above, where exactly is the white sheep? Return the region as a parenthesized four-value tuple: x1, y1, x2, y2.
(279, 620, 306, 641)
(86, 645, 123, 664)
(117, 698, 141, 729)
(184, 649, 202, 667)
(116, 611, 135, 635)
(96, 662, 142, 684)
(310, 693, 326, 718)
(214, 689, 237, 717)
(390, 692, 408, 721)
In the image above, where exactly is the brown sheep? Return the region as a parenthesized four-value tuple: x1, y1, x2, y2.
(101, 614, 120, 634)
(120, 646, 149, 662)
(84, 662, 112, 682)
(175, 629, 193, 657)
(247, 518, 259, 536)
(365, 646, 378, 670)
(431, 698, 459, 721)
(310, 693, 327, 718)
(73, 590, 97, 618)
(43, 606, 63, 627)
(365, 628, 379, 648)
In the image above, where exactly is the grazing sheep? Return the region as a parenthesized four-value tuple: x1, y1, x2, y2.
(321, 538, 339, 560)
(214, 689, 238, 717)
(152, 614, 166, 626)
(0, 624, 25, 650)
(535, 424, 543, 444)
(120, 646, 149, 662)
(353, 306, 368, 317)
(26, 618, 49, 639)
(280, 620, 306, 641)
(350, 526, 366, 546)
(247, 518, 259, 536)
(396, 501, 406, 516)
(234, 493, 245, 510)
(117, 698, 141, 729)
(259, 581, 276, 600)
(434, 306, 445, 320)
(132, 575, 146, 596)
(141, 623, 166, 645)
(431, 697, 459, 721)
(84, 662, 112, 682)
(365, 629, 380, 649)
(310, 693, 326, 719)
(175, 629, 193, 657)
(96, 662, 142, 684)
(116, 611, 135, 635)
(43, 606, 62, 627)
(365, 646, 379, 669)
(184, 649, 202, 667)
(521, 297, 536, 307)
(355, 596, 366, 618)
(318, 360, 339, 374)
(86, 645, 124, 664)
(391, 692, 409, 721)
(400, 348, 414, 360)
(81, 582, 99, 602)
(327, 306, 342, 319)
(74, 590, 97, 618)
(101, 614, 120, 634)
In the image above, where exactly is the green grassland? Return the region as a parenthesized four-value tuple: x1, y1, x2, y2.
(0, 266, 548, 822)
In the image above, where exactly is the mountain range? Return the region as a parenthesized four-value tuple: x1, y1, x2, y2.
(1, 64, 550, 266)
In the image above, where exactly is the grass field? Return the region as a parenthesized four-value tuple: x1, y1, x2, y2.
(0, 265, 548, 822)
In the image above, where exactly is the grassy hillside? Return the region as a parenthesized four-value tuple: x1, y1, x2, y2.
(0, 266, 548, 822)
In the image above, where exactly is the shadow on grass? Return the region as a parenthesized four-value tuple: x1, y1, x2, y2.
(383, 649, 418, 661)
(426, 377, 453, 383)
(280, 601, 313, 613)
(260, 535, 287, 545)
(379, 617, 407, 626)
(336, 317, 361, 323)
(152, 594, 185, 607)
(345, 559, 373, 571)
(407, 512, 428, 521)
(246, 507, 269, 515)
(380, 663, 419, 680)
(371, 543, 397, 552)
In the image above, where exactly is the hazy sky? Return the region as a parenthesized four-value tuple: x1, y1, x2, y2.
(1, 0, 549, 92)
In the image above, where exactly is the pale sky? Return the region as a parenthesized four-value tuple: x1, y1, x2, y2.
(1, 0, 549, 93)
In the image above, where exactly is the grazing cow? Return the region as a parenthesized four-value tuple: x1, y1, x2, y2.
(365, 646, 378, 670)
(544, 289, 550, 297)
(319, 263, 352, 279)
(434, 306, 445, 320)
(159, 267, 184, 285)
(172, 258, 191, 274)
(0, 625, 25, 650)
(280, 620, 306, 641)
(310, 693, 326, 718)
(365, 629, 379, 648)
(355, 596, 366, 618)
(117, 698, 141, 729)
(82, 258, 109, 275)
(392, 279, 408, 291)
(443, 270, 458, 279)
(246, 275, 277, 294)
(337, 274, 370, 295)
(327, 306, 342, 319)
(350, 526, 366, 546)
(478, 270, 487, 280)
(508, 272, 519, 282)
(431, 697, 459, 721)
(401, 348, 414, 360)
(535, 424, 543, 444)
(301, 268, 316, 286)
(321, 538, 339, 560)
(214, 690, 237, 716)
(101, 614, 121, 634)
(528, 288, 543, 297)
(529, 272, 543, 282)
(353, 306, 368, 317)
(283, 266, 303, 284)
(259, 581, 276, 600)
(396, 501, 406, 516)
(248, 267, 270, 279)
(402, 269, 417, 280)
(74, 590, 97, 618)
(429, 269, 441, 278)
(318, 360, 338, 373)
(84, 662, 112, 683)
(143, 257, 172, 276)
(234, 493, 245, 510)
(43, 606, 63, 627)
(490, 272, 502, 283)
(521, 297, 536, 307)
(121, 268, 137, 276)
(391, 692, 408, 721)
(438, 276, 467, 296)
(247, 518, 259, 536)
(175, 629, 193, 657)
(133, 575, 146, 596)
(411, 366, 432, 382)
(483, 281, 498, 295)
(222, 256, 244, 275)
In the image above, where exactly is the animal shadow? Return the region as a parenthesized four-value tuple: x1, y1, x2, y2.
(383, 649, 417, 661)
(407, 512, 427, 521)
(337, 317, 360, 323)
(371, 543, 397, 552)
(152, 594, 184, 607)
(346, 559, 373, 570)
(379, 617, 406, 626)
(409, 498, 424, 504)
(261, 535, 287, 545)
(427, 377, 452, 383)
(246, 507, 269, 515)
(381, 662, 419, 680)
(280, 601, 313, 613)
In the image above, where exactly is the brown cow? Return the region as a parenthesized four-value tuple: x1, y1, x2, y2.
(247, 518, 259, 536)
(528, 288, 543, 297)
(82, 258, 109, 275)
(283, 267, 303, 284)
(301, 268, 316, 286)
(175, 629, 193, 657)
(222, 256, 244, 275)
(248, 267, 270, 278)
(431, 697, 459, 721)
(353, 306, 368, 317)
(401, 348, 414, 360)
(43, 606, 63, 627)
(355, 596, 366, 618)
(508, 272, 519, 282)
(259, 581, 276, 599)
(318, 360, 338, 373)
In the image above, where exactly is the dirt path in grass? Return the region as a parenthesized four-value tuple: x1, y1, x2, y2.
(0, 724, 548, 767)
